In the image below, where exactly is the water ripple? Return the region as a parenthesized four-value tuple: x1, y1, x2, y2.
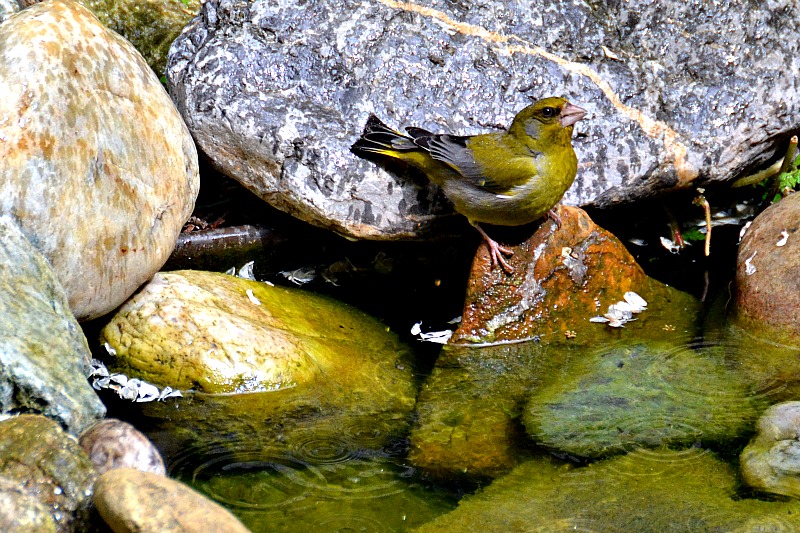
(168, 439, 410, 511)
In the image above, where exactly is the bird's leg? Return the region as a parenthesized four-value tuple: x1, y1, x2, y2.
(546, 206, 562, 229)
(473, 223, 514, 273)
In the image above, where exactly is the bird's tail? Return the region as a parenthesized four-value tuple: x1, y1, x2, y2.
(351, 115, 418, 157)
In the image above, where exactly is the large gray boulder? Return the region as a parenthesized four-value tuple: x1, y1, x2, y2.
(167, 0, 799, 239)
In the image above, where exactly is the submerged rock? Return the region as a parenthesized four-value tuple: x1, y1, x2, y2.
(0, 415, 96, 532)
(408, 342, 547, 479)
(523, 342, 764, 459)
(94, 468, 249, 533)
(734, 192, 800, 345)
(0, 0, 198, 320)
(0, 216, 105, 435)
(168, 0, 800, 240)
(741, 401, 800, 499)
(415, 449, 800, 532)
(452, 206, 699, 344)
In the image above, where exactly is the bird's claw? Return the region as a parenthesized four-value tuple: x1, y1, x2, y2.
(547, 207, 562, 229)
(486, 240, 515, 273)
(474, 223, 515, 273)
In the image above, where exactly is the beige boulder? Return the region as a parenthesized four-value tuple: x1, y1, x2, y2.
(0, 0, 198, 320)
(94, 468, 249, 533)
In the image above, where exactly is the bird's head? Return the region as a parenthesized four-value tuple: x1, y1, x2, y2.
(509, 97, 586, 149)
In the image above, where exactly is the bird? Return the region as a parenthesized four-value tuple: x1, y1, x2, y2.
(350, 96, 586, 273)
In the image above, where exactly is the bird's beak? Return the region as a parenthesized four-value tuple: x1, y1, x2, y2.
(560, 103, 587, 127)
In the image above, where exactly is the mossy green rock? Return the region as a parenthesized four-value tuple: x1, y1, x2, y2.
(415, 450, 800, 532)
(80, 0, 201, 74)
(0, 216, 105, 435)
(523, 342, 764, 458)
(100, 270, 413, 395)
(0, 415, 97, 532)
(99, 270, 416, 456)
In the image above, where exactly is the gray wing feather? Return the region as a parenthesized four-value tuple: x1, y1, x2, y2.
(415, 134, 489, 185)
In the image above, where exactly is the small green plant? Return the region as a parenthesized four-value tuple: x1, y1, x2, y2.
(770, 153, 800, 203)
(681, 227, 706, 242)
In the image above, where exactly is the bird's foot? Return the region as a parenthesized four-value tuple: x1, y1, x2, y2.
(547, 207, 562, 229)
(474, 224, 514, 273)
(485, 239, 515, 273)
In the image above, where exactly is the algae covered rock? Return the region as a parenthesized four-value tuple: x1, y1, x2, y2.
(523, 342, 763, 459)
(0, 216, 105, 435)
(99, 270, 416, 457)
(0, 415, 97, 532)
(408, 342, 553, 479)
(100, 270, 412, 395)
(80, 0, 201, 74)
(415, 449, 800, 532)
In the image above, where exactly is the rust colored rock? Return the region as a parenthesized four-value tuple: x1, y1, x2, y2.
(453, 206, 687, 345)
(734, 192, 800, 344)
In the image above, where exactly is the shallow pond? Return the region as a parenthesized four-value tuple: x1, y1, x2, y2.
(100, 197, 800, 532)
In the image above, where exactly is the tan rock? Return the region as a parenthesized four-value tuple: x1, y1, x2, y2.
(0, 0, 198, 320)
(79, 418, 165, 476)
(94, 468, 250, 533)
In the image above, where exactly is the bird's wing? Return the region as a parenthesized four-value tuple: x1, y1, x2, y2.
(408, 132, 500, 188)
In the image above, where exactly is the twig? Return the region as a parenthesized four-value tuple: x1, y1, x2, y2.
(732, 136, 798, 189)
(692, 191, 711, 257)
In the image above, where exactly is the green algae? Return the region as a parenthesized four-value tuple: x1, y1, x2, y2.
(415, 449, 800, 532)
(100, 270, 414, 395)
(524, 342, 766, 458)
(80, 0, 200, 74)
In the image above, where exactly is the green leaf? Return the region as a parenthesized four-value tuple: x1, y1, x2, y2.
(681, 228, 706, 242)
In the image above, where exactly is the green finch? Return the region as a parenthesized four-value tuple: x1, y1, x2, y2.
(351, 97, 586, 272)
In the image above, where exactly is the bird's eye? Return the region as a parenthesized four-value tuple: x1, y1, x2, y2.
(540, 106, 557, 118)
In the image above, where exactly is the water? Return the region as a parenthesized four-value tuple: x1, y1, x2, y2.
(101, 199, 800, 531)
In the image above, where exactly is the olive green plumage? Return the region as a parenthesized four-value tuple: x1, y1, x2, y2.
(351, 97, 586, 271)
